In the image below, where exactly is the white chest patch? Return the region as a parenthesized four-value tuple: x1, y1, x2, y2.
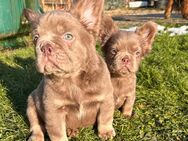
(77, 104, 85, 119)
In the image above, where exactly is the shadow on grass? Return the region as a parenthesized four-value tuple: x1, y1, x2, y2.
(0, 57, 41, 121)
(0, 33, 32, 51)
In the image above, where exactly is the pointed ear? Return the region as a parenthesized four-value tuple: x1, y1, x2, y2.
(135, 21, 157, 56)
(23, 8, 40, 23)
(71, 0, 104, 38)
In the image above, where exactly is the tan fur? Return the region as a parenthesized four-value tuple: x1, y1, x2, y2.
(24, 0, 115, 140)
(181, 0, 188, 19)
(164, 0, 174, 19)
(71, 0, 104, 39)
(103, 21, 157, 117)
(71, 1, 118, 45)
(165, 0, 188, 19)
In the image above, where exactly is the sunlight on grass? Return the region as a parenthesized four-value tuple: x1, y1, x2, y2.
(0, 34, 188, 141)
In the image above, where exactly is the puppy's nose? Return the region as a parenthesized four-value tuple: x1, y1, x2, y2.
(122, 56, 130, 65)
(40, 43, 53, 55)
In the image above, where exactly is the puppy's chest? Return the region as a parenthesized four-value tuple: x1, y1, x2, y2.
(58, 83, 102, 103)
(46, 82, 102, 119)
(112, 77, 136, 97)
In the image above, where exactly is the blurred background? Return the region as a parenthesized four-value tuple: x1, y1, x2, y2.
(0, 0, 187, 47)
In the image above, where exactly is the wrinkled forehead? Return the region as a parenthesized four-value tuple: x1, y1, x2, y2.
(37, 11, 80, 34)
(116, 31, 141, 51)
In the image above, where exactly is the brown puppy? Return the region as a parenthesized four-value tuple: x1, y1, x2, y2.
(103, 22, 157, 117)
(24, 0, 115, 140)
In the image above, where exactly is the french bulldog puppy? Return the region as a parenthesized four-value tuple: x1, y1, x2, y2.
(24, 0, 115, 140)
(103, 21, 157, 117)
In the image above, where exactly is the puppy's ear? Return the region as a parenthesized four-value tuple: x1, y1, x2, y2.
(135, 21, 157, 56)
(23, 8, 40, 23)
(71, 0, 104, 37)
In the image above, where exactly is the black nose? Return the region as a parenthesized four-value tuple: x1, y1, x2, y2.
(40, 43, 53, 55)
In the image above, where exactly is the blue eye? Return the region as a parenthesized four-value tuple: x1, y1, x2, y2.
(64, 33, 74, 40)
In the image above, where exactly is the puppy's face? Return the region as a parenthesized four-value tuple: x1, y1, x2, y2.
(24, 0, 104, 76)
(29, 12, 92, 76)
(103, 22, 157, 76)
(104, 32, 142, 75)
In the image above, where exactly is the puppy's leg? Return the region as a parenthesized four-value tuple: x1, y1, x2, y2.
(164, 0, 174, 19)
(45, 108, 68, 141)
(122, 91, 136, 118)
(67, 128, 79, 137)
(181, 0, 188, 19)
(98, 93, 115, 140)
(27, 91, 44, 141)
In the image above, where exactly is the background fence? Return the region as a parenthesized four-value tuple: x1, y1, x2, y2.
(40, 0, 168, 11)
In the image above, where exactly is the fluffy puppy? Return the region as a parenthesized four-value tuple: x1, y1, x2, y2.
(103, 22, 157, 117)
(24, 0, 115, 140)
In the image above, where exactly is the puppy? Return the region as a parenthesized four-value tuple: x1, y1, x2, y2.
(103, 22, 157, 117)
(24, 0, 115, 140)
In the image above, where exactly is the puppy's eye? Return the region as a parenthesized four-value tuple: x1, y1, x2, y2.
(33, 34, 39, 42)
(64, 33, 74, 40)
(136, 50, 141, 56)
(111, 49, 117, 55)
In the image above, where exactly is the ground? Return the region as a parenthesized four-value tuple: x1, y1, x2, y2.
(105, 8, 188, 28)
(0, 32, 188, 140)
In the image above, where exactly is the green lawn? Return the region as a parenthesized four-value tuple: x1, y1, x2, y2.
(0, 33, 188, 141)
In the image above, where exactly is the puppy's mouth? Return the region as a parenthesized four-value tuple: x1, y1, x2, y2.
(37, 55, 64, 74)
(115, 63, 135, 76)
(121, 66, 131, 72)
(119, 66, 132, 75)
(109, 63, 133, 76)
(35, 41, 70, 75)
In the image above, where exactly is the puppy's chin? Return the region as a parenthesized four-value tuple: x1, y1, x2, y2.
(36, 62, 56, 75)
(36, 62, 60, 75)
(36, 63, 73, 77)
(119, 67, 132, 75)
(110, 65, 137, 77)
(118, 69, 134, 76)
(35, 55, 73, 76)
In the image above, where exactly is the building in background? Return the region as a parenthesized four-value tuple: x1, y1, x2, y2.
(40, 0, 72, 11)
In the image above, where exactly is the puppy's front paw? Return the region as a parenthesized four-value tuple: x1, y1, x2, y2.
(98, 127, 116, 140)
(122, 110, 135, 119)
(28, 133, 44, 141)
(67, 128, 79, 137)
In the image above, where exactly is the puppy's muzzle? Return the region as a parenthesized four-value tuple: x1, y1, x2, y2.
(122, 56, 130, 66)
(39, 41, 54, 56)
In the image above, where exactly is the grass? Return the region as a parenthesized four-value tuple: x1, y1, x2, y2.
(0, 33, 188, 141)
(0, 34, 32, 50)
